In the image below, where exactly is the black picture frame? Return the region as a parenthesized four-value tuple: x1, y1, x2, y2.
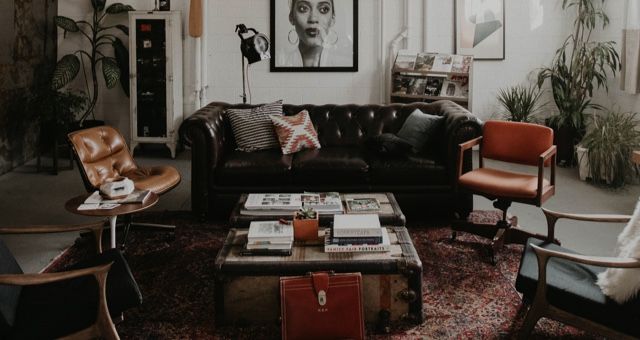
(454, 0, 505, 60)
(270, 0, 358, 72)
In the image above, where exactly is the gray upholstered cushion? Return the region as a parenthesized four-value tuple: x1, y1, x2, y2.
(0, 239, 22, 336)
(397, 109, 443, 153)
(516, 239, 640, 337)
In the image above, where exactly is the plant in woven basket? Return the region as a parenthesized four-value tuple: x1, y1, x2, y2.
(497, 85, 545, 123)
(52, 0, 134, 126)
(295, 207, 317, 220)
(580, 111, 640, 187)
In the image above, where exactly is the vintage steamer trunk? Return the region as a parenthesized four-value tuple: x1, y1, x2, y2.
(214, 227, 423, 331)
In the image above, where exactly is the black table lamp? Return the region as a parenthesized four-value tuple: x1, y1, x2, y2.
(236, 24, 271, 103)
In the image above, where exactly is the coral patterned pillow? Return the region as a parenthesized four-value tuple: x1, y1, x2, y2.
(269, 110, 321, 155)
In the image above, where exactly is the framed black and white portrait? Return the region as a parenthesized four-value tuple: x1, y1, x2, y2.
(455, 0, 505, 60)
(270, 0, 358, 72)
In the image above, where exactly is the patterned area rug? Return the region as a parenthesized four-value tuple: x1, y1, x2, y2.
(46, 212, 594, 339)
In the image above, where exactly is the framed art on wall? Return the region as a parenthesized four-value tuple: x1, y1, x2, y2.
(455, 0, 505, 60)
(270, 0, 358, 72)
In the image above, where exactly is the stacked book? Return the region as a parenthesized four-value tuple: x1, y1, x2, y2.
(241, 193, 343, 216)
(241, 221, 294, 256)
(301, 192, 343, 214)
(243, 193, 302, 214)
(324, 214, 390, 253)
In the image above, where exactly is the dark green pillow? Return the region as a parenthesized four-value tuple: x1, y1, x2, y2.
(365, 133, 413, 157)
(397, 109, 443, 153)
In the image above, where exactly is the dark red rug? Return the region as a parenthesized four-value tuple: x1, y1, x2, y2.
(46, 212, 594, 339)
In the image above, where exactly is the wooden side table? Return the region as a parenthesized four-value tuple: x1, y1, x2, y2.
(65, 192, 159, 249)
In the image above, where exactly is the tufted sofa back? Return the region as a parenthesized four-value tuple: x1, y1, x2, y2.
(68, 126, 138, 191)
(214, 102, 457, 150)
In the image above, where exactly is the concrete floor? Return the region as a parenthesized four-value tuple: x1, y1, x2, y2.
(1, 149, 639, 273)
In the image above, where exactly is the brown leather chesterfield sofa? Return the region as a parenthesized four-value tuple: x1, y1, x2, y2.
(179, 100, 482, 221)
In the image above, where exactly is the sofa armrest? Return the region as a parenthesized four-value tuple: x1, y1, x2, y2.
(180, 102, 229, 168)
(179, 102, 231, 219)
(437, 101, 482, 179)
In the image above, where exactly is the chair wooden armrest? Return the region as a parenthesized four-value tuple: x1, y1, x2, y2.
(0, 221, 104, 254)
(531, 244, 640, 269)
(457, 136, 483, 179)
(0, 262, 112, 285)
(537, 145, 557, 202)
(541, 207, 631, 244)
(0, 262, 119, 340)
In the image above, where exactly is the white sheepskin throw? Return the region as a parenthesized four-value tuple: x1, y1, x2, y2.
(596, 198, 640, 304)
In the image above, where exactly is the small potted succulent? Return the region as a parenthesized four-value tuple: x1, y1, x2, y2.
(293, 207, 319, 241)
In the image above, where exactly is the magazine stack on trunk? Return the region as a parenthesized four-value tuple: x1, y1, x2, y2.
(242, 221, 294, 256)
(324, 214, 390, 253)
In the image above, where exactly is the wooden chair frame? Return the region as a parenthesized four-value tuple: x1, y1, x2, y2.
(0, 221, 121, 340)
(456, 136, 557, 207)
(453, 136, 558, 263)
(519, 208, 640, 340)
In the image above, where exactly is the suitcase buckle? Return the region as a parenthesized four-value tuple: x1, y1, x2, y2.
(318, 290, 327, 306)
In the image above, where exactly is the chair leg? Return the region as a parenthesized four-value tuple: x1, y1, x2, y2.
(518, 299, 545, 340)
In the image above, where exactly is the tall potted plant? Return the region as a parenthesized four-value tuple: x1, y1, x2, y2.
(578, 111, 640, 187)
(51, 0, 134, 127)
(537, 0, 620, 165)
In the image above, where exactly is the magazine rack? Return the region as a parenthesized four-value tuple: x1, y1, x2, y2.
(390, 50, 473, 110)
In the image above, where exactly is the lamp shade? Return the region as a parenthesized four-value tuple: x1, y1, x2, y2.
(236, 24, 271, 64)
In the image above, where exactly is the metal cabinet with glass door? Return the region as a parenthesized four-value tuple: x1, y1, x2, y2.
(128, 11, 182, 158)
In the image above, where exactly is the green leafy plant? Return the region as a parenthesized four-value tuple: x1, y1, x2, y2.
(497, 85, 544, 123)
(295, 207, 317, 220)
(537, 0, 620, 148)
(52, 0, 134, 125)
(580, 111, 640, 187)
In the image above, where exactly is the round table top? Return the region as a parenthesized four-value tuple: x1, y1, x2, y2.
(65, 192, 159, 217)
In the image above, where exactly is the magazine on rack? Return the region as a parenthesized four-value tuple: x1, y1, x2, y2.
(406, 77, 427, 95)
(424, 75, 446, 96)
(394, 51, 417, 70)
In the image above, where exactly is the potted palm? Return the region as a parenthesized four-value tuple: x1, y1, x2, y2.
(496, 85, 544, 123)
(293, 207, 319, 241)
(52, 0, 134, 127)
(578, 111, 640, 187)
(537, 0, 620, 166)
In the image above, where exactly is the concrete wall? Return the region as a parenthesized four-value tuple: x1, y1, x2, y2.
(0, 0, 57, 175)
(56, 0, 639, 133)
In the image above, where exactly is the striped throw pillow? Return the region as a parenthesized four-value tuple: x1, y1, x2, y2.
(225, 101, 283, 152)
(269, 110, 321, 155)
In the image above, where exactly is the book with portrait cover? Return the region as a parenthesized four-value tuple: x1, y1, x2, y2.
(424, 75, 446, 96)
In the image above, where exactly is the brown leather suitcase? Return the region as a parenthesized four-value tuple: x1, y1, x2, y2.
(214, 227, 423, 332)
(280, 272, 365, 340)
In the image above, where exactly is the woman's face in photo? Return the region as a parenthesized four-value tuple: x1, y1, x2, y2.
(289, 0, 335, 47)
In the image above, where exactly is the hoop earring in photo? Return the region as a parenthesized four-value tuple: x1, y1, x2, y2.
(288, 29, 299, 44)
(327, 29, 338, 45)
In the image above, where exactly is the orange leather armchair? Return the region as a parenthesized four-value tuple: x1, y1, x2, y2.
(455, 120, 556, 262)
(68, 126, 181, 245)
(68, 126, 180, 194)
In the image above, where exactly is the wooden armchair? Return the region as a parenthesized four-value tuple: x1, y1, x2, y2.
(0, 221, 142, 339)
(515, 208, 640, 339)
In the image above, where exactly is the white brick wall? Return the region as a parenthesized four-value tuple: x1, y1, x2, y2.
(58, 0, 638, 130)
